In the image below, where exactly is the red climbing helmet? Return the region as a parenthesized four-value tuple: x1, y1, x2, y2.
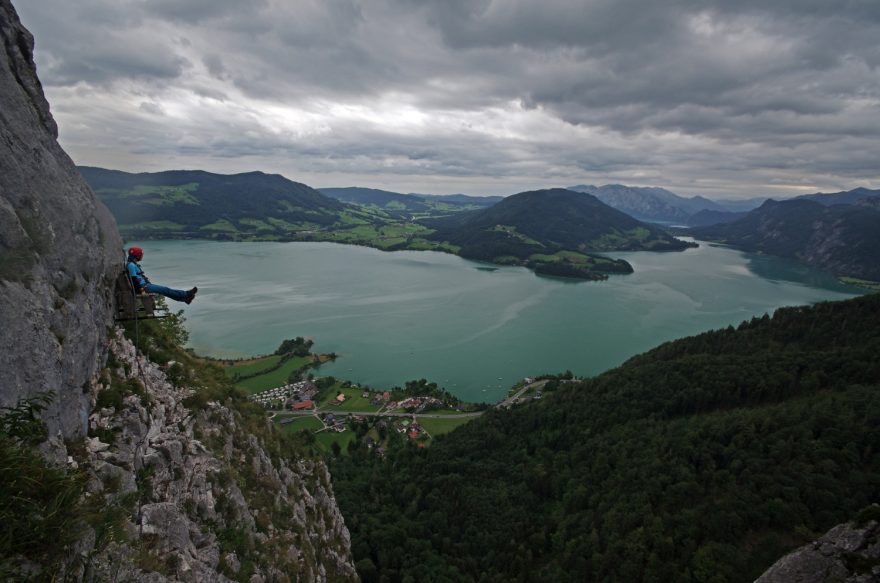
(128, 246, 144, 260)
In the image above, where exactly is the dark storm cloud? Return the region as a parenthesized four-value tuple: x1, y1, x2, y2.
(393, 0, 880, 139)
(17, 2, 188, 85)
(46, 47, 188, 86)
(13, 0, 880, 197)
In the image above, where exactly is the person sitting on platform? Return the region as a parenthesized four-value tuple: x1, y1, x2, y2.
(126, 246, 198, 304)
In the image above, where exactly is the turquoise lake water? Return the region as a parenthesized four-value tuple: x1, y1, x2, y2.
(131, 239, 862, 402)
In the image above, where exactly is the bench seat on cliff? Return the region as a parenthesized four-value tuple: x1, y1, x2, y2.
(113, 272, 168, 321)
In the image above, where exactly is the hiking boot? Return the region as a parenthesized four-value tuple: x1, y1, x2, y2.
(185, 286, 198, 304)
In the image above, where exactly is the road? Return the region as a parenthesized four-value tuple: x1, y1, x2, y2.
(277, 410, 484, 420)
(497, 380, 548, 408)
(274, 379, 549, 422)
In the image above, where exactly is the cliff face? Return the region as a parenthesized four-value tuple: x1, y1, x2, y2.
(67, 331, 357, 581)
(0, 0, 122, 439)
(0, 3, 358, 580)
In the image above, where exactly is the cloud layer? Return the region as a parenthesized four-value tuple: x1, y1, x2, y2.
(16, 0, 880, 198)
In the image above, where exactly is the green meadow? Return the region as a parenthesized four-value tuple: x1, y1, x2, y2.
(417, 416, 476, 436)
(224, 354, 312, 394)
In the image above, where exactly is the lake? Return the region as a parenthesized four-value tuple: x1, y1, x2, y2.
(131, 239, 862, 402)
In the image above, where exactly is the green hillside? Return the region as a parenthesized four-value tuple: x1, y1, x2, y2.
(421, 188, 693, 278)
(80, 166, 506, 243)
(80, 166, 388, 240)
(331, 293, 880, 582)
(319, 187, 495, 220)
(427, 188, 693, 255)
(79, 167, 474, 255)
(320, 187, 435, 216)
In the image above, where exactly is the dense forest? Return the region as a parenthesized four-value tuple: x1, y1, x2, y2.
(331, 293, 880, 582)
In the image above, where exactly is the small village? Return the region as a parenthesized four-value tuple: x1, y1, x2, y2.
(223, 333, 555, 455)
(229, 338, 557, 455)
(248, 379, 454, 446)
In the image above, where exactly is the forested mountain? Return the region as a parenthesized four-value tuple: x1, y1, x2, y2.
(567, 183, 729, 222)
(692, 198, 880, 281)
(797, 186, 880, 206)
(78, 166, 380, 239)
(425, 188, 693, 264)
(331, 293, 880, 582)
(683, 186, 879, 218)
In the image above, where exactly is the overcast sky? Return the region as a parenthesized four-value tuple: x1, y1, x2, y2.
(15, 0, 880, 198)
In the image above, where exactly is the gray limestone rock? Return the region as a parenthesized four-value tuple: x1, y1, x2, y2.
(0, 0, 122, 440)
(0, 2, 358, 579)
(141, 502, 193, 552)
(756, 519, 880, 583)
(75, 331, 359, 581)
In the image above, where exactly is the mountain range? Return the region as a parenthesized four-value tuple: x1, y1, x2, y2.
(79, 167, 695, 280)
(80, 165, 879, 282)
(692, 198, 880, 281)
(567, 183, 733, 223)
(799, 186, 880, 207)
(567, 184, 880, 228)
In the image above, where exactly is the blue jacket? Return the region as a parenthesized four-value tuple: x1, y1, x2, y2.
(127, 257, 149, 292)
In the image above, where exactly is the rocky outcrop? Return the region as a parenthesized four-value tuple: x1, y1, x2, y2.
(756, 519, 880, 583)
(0, 0, 122, 439)
(63, 330, 358, 582)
